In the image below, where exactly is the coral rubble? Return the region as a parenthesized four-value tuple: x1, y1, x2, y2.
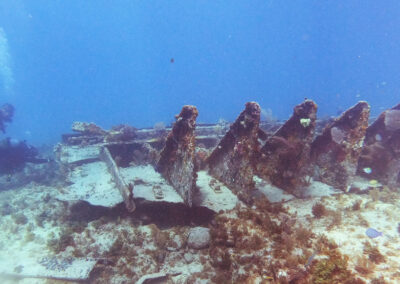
(157, 105, 198, 206)
(311, 101, 370, 190)
(256, 99, 317, 191)
(100, 147, 136, 212)
(207, 102, 261, 201)
(358, 103, 400, 187)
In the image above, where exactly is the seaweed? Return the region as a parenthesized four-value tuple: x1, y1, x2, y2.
(294, 226, 314, 247)
(312, 202, 326, 218)
(363, 241, 385, 264)
(0, 203, 13, 216)
(12, 212, 28, 225)
(148, 223, 170, 249)
(371, 277, 387, 284)
(47, 227, 75, 253)
(311, 250, 354, 284)
(108, 236, 124, 257)
(24, 231, 36, 243)
(352, 200, 362, 211)
(327, 210, 342, 230)
(354, 255, 375, 275)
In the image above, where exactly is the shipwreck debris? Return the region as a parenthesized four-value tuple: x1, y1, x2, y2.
(311, 101, 370, 191)
(157, 105, 199, 207)
(0, 256, 98, 282)
(105, 124, 137, 142)
(65, 122, 137, 146)
(72, 121, 107, 136)
(100, 147, 136, 212)
(357, 103, 400, 186)
(256, 99, 317, 191)
(207, 102, 261, 201)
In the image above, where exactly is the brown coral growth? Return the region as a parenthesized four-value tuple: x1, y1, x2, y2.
(256, 99, 317, 191)
(311, 101, 370, 190)
(157, 105, 198, 206)
(207, 102, 261, 201)
(357, 103, 400, 187)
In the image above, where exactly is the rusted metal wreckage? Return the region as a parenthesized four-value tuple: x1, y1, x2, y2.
(55, 100, 400, 212)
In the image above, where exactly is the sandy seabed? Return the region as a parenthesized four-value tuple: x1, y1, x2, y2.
(0, 162, 399, 283)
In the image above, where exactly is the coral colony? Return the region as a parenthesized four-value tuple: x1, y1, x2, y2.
(1, 99, 400, 283)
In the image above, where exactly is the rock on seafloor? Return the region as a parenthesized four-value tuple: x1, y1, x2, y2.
(157, 105, 198, 207)
(358, 103, 400, 187)
(311, 101, 370, 190)
(207, 102, 261, 201)
(256, 99, 317, 192)
(187, 227, 211, 249)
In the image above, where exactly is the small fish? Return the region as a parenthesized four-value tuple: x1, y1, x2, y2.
(366, 228, 383, 239)
(363, 167, 372, 174)
(305, 252, 317, 268)
(369, 179, 379, 186)
(375, 134, 382, 141)
(261, 274, 274, 280)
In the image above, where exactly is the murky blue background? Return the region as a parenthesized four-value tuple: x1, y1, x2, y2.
(1, 1, 400, 145)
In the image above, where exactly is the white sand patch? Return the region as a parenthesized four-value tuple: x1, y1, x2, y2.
(285, 180, 400, 282)
(195, 171, 238, 211)
(301, 180, 341, 197)
(0, 184, 97, 281)
(254, 176, 295, 202)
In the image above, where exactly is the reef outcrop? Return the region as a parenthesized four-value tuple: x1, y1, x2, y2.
(207, 102, 261, 201)
(256, 99, 317, 191)
(357, 103, 400, 186)
(157, 105, 198, 207)
(311, 101, 370, 190)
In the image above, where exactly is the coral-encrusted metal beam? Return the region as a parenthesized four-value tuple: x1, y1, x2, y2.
(157, 105, 198, 207)
(311, 101, 370, 191)
(256, 99, 318, 192)
(358, 103, 400, 187)
(100, 146, 136, 212)
(207, 102, 261, 202)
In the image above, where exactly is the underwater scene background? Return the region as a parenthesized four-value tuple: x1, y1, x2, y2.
(1, 1, 400, 284)
(1, 1, 400, 144)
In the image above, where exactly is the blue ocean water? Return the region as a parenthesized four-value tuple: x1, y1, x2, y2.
(1, 1, 400, 145)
